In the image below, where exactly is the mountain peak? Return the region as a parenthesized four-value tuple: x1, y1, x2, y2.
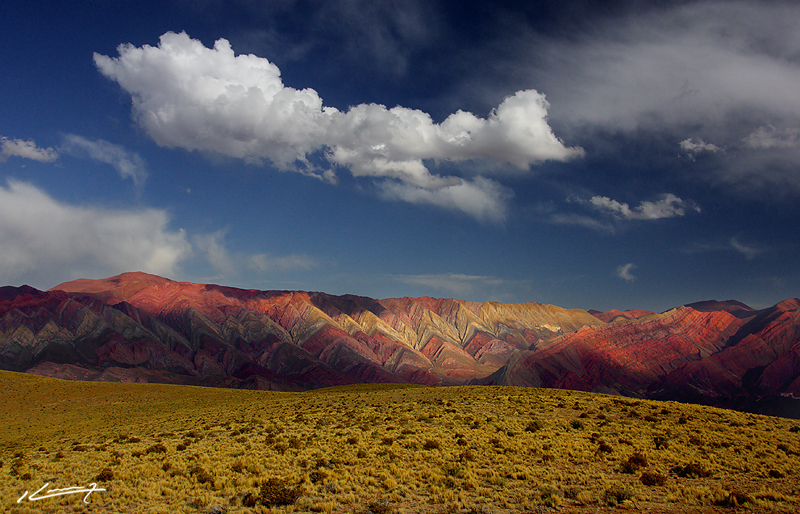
(49, 271, 173, 303)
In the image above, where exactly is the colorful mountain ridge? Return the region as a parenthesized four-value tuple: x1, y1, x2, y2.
(1, 272, 798, 417)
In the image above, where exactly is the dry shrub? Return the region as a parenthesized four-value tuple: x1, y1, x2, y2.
(620, 452, 648, 473)
(714, 490, 754, 507)
(671, 462, 712, 478)
(190, 465, 214, 484)
(259, 477, 302, 506)
(95, 467, 114, 481)
(364, 499, 395, 514)
(423, 439, 440, 450)
(604, 483, 633, 505)
(640, 471, 666, 486)
(146, 443, 167, 454)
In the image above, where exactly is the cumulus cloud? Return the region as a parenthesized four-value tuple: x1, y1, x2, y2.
(589, 194, 699, 220)
(680, 138, 723, 156)
(0, 180, 191, 288)
(94, 31, 582, 221)
(378, 176, 512, 223)
(1, 136, 58, 162)
(61, 134, 148, 187)
(194, 231, 235, 275)
(616, 263, 636, 282)
(743, 125, 800, 149)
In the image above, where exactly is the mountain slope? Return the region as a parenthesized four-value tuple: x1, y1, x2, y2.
(1, 272, 601, 390)
(2, 272, 798, 416)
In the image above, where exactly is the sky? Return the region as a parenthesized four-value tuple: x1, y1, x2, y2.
(1, 0, 799, 312)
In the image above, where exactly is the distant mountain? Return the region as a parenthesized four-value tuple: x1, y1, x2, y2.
(1, 272, 798, 417)
(0, 272, 599, 391)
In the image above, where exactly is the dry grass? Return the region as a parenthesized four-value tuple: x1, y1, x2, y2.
(1, 370, 799, 513)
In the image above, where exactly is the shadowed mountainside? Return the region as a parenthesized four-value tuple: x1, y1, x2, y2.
(1, 272, 798, 417)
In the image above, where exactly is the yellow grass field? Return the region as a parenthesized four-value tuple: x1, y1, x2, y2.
(1, 370, 799, 513)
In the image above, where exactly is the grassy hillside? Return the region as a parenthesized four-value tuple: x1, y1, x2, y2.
(2, 371, 799, 513)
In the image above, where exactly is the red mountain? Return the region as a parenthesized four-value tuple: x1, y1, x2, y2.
(2, 272, 798, 417)
(479, 300, 800, 417)
(0, 272, 599, 391)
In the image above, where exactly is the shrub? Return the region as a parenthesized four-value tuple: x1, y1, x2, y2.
(671, 462, 712, 478)
(571, 420, 585, 430)
(640, 472, 666, 486)
(190, 465, 214, 484)
(422, 439, 440, 450)
(259, 477, 302, 507)
(525, 420, 543, 432)
(597, 440, 613, 454)
(714, 490, 753, 507)
(620, 452, 648, 473)
(604, 483, 633, 505)
(364, 499, 395, 514)
(653, 434, 669, 450)
(346, 436, 358, 445)
(789, 425, 800, 433)
(768, 469, 785, 478)
(146, 443, 167, 454)
(95, 467, 114, 481)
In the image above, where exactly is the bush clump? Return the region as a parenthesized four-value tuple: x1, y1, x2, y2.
(146, 443, 167, 454)
(95, 467, 114, 481)
(189, 465, 214, 484)
(714, 490, 753, 507)
(259, 477, 302, 507)
(640, 471, 666, 486)
(671, 462, 712, 478)
(604, 483, 634, 505)
(525, 420, 543, 432)
(422, 439, 440, 450)
(620, 452, 648, 473)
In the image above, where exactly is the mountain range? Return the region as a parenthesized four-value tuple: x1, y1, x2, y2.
(1, 272, 798, 417)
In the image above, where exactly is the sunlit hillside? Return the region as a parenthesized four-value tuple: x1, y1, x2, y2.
(2, 370, 799, 513)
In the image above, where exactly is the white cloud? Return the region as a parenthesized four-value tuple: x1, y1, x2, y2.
(743, 125, 800, 149)
(616, 263, 636, 282)
(680, 138, 723, 156)
(194, 231, 235, 275)
(681, 237, 768, 260)
(61, 135, 148, 187)
(394, 273, 505, 299)
(1, 136, 58, 162)
(729, 237, 767, 260)
(94, 31, 582, 221)
(589, 194, 699, 220)
(0, 180, 191, 288)
(377, 176, 512, 223)
(549, 213, 615, 233)
(526, 2, 800, 133)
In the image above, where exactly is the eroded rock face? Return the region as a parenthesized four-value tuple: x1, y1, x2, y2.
(0, 272, 600, 390)
(480, 300, 800, 416)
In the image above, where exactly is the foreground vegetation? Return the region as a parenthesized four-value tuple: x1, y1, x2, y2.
(1, 371, 799, 513)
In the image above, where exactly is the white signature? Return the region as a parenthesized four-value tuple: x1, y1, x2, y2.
(17, 482, 106, 504)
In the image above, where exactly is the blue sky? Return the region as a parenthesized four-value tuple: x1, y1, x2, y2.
(1, 0, 798, 311)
